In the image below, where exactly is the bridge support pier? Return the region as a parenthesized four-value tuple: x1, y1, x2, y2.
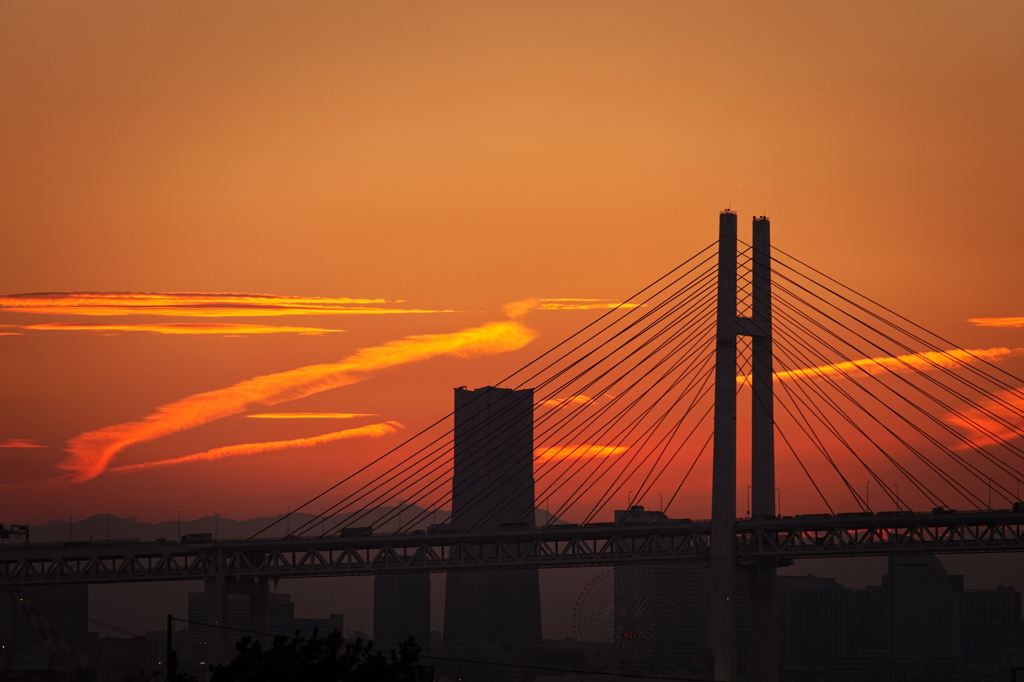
(710, 212, 777, 682)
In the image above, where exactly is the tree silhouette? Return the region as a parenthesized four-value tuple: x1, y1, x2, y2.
(210, 631, 430, 682)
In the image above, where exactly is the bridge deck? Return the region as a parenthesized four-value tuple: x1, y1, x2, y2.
(1, 510, 1022, 587)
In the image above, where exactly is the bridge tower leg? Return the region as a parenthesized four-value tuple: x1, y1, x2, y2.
(711, 212, 777, 682)
(711, 210, 739, 682)
(749, 216, 778, 682)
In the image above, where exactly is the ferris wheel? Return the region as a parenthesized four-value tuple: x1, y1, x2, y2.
(571, 570, 614, 643)
(571, 568, 666, 671)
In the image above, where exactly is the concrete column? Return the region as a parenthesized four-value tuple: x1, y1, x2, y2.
(711, 210, 738, 682)
(750, 215, 779, 682)
(751, 215, 774, 520)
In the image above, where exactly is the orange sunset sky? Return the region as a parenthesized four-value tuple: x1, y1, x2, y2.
(1, 2, 1023, 525)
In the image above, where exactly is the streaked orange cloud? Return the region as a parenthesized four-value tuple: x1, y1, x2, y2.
(246, 412, 374, 420)
(537, 298, 642, 312)
(0, 332, 21, 336)
(110, 421, 401, 473)
(502, 298, 640, 319)
(737, 347, 1022, 384)
(0, 438, 46, 449)
(943, 388, 1024, 450)
(540, 394, 595, 409)
(969, 317, 1024, 329)
(0, 322, 344, 336)
(536, 444, 628, 461)
(62, 316, 537, 482)
(0, 292, 454, 318)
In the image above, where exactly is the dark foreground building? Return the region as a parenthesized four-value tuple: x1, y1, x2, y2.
(443, 386, 542, 654)
(613, 505, 710, 675)
(0, 585, 88, 671)
(374, 572, 430, 653)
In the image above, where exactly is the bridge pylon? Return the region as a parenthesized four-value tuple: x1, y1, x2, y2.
(710, 210, 777, 682)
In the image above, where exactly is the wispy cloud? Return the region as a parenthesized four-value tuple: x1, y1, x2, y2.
(502, 298, 640, 319)
(737, 347, 1022, 384)
(536, 444, 628, 461)
(246, 412, 374, 420)
(0, 292, 454, 318)
(540, 394, 595, 409)
(538, 298, 642, 312)
(0, 438, 46, 449)
(110, 422, 401, 473)
(942, 388, 1024, 450)
(62, 316, 536, 482)
(969, 317, 1024, 329)
(0, 322, 344, 336)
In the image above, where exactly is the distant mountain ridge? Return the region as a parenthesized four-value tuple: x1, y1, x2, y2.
(13, 506, 562, 544)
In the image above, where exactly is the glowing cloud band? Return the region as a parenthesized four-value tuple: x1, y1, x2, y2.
(943, 389, 1024, 450)
(0, 322, 344, 336)
(0, 292, 454, 318)
(110, 422, 402, 473)
(245, 412, 374, 420)
(736, 347, 1020, 384)
(0, 439, 46, 449)
(62, 317, 536, 482)
(536, 444, 628, 461)
(540, 395, 595, 409)
(969, 317, 1024, 329)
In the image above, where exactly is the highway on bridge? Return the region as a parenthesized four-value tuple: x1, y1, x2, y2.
(2, 509, 1022, 587)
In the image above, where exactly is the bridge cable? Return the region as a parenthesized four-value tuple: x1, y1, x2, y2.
(370, 275, 719, 533)
(766, 244, 1024, 403)
(770, 301, 984, 508)
(317, 259, 718, 535)
(771, 280, 1022, 503)
(264, 244, 718, 539)
(770, 297, 995, 508)
(768, 264, 1024, 455)
(429, 293, 718, 532)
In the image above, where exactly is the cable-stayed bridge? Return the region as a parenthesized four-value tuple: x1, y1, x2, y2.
(3, 212, 1024, 680)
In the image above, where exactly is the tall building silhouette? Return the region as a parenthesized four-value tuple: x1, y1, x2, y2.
(780, 575, 857, 664)
(374, 573, 430, 653)
(887, 554, 963, 682)
(443, 386, 541, 651)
